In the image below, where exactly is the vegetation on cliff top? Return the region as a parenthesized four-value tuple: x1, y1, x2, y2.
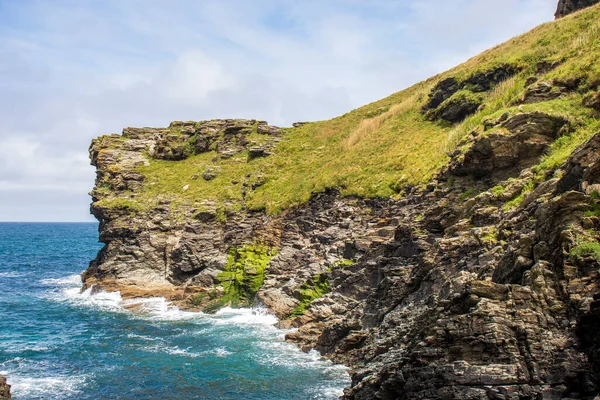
(95, 4, 600, 215)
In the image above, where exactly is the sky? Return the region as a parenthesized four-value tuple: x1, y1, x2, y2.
(0, 0, 558, 222)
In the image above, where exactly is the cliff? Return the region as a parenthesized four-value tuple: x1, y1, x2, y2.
(84, 4, 600, 399)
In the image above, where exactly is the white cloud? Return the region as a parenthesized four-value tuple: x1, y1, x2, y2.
(0, 0, 558, 221)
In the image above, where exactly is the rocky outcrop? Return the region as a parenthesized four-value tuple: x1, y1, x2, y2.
(0, 376, 11, 400)
(556, 0, 600, 18)
(423, 65, 517, 122)
(447, 112, 568, 179)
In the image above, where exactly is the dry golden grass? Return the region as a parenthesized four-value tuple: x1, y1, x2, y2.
(343, 94, 419, 149)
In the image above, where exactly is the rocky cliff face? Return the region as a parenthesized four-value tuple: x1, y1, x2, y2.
(555, 0, 600, 18)
(84, 4, 600, 399)
(0, 376, 11, 400)
(85, 116, 600, 399)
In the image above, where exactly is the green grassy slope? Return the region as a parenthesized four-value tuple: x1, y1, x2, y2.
(101, 5, 600, 215)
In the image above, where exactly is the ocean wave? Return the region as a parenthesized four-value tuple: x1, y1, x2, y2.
(213, 306, 279, 326)
(40, 274, 82, 286)
(61, 285, 125, 313)
(0, 271, 27, 278)
(2, 344, 52, 354)
(5, 374, 87, 399)
(213, 347, 232, 358)
(39, 275, 350, 398)
(122, 297, 199, 322)
(141, 342, 205, 358)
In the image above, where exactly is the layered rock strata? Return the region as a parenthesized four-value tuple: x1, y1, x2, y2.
(85, 113, 600, 399)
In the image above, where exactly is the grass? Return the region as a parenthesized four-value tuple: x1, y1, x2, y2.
(291, 273, 330, 317)
(585, 191, 600, 217)
(492, 185, 505, 196)
(459, 188, 479, 202)
(570, 239, 600, 263)
(481, 226, 499, 245)
(93, 4, 600, 216)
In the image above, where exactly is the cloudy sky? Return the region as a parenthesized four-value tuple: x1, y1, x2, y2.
(0, 0, 557, 222)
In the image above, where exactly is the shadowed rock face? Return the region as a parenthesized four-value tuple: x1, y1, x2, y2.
(556, 0, 600, 18)
(447, 112, 568, 179)
(0, 376, 11, 400)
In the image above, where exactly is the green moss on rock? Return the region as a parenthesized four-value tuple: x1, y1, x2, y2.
(211, 243, 276, 309)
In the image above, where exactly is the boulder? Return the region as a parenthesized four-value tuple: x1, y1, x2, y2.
(202, 166, 221, 181)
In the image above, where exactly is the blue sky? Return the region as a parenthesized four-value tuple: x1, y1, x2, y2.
(0, 0, 557, 221)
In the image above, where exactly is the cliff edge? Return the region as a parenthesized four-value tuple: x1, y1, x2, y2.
(84, 4, 600, 399)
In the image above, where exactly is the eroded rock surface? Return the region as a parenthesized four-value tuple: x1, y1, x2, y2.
(85, 114, 600, 398)
(447, 112, 568, 179)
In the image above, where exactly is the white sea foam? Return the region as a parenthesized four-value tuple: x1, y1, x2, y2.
(0, 272, 26, 278)
(2, 344, 51, 354)
(143, 343, 205, 358)
(41, 274, 350, 398)
(6, 374, 87, 398)
(213, 306, 279, 326)
(122, 297, 199, 321)
(213, 347, 232, 357)
(126, 333, 156, 341)
(40, 274, 82, 286)
(62, 285, 125, 312)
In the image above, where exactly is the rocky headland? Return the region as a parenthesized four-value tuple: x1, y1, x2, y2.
(83, 3, 600, 399)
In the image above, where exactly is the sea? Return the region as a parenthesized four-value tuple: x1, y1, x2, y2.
(0, 223, 350, 399)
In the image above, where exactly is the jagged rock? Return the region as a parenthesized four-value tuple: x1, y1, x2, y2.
(422, 65, 517, 113)
(584, 92, 600, 112)
(463, 65, 518, 92)
(483, 112, 510, 130)
(521, 81, 564, 103)
(154, 133, 193, 161)
(247, 145, 272, 158)
(557, 130, 600, 193)
(423, 77, 461, 111)
(0, 376, 11, 400)
(436, 91, 483, 122)
(448, 112, 567, 178)
(556, 0, 600, 18)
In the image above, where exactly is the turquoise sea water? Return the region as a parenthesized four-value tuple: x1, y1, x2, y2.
(0, 223, 349, 399)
